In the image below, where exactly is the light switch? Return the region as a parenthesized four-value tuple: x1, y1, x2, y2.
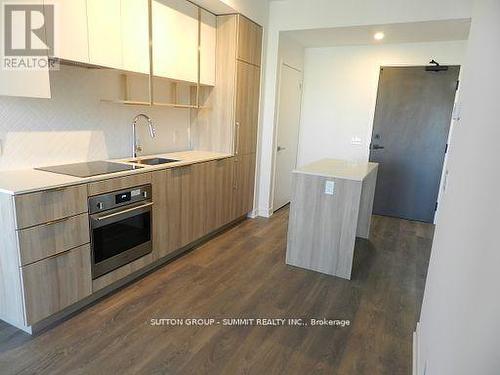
(325, 180, 335, 195)
(452, 102, 462, 121)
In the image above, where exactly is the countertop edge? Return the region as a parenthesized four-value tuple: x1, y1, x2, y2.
(292, 161, 379, 181)
(0, 151, 233, 196)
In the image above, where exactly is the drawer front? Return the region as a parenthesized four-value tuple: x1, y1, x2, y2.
(18, 213, 90, 266)
(14, 185, 88, 229)
(88, 173, 152, 196)
(21, 244, 92, 325)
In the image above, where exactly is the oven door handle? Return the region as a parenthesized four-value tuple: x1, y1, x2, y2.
(95, 202, 154, 221)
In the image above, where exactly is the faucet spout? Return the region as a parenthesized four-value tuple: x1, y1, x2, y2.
(132, 114, 156, 158)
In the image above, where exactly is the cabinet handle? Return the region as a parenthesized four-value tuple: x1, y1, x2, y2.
(43, 186, 68, 193)
(41, 216, 72, 227)
(95, 202, 154, 221)
(235, 122, 241, 155)
(233, 158, 239, 190)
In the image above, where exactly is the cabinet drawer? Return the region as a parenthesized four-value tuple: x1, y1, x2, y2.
(18, 213, 90, 266)
(88, 173, 151, 196)
(14, 185, 88, 229)
(21, 244, 92, 325)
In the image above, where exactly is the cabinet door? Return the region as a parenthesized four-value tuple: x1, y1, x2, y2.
(200, 9, 216, 86)
(46, 0, 89, 63)
(180, 162, 214, 245)
(152, 0, 198, 82)
(87, 0, 123, 69)
(121, 0, 150, 74)
(152, 169, 182, 259)
(0, 0, 50, 98)
(237, 16, 262, 67)
(231, 153, 256, 219)
(213, 158, 235, 229)
(235, 61, 261, 155)
(21, 244, 92, 325)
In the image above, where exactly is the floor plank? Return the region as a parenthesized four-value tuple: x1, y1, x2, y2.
(0, 208, 433, 375)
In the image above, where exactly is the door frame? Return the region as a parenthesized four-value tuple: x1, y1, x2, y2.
(368, 64, 461, 223)
(270, 59, 304, 214)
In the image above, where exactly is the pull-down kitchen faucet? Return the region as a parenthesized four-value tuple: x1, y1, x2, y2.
(132, 114, 156, 158)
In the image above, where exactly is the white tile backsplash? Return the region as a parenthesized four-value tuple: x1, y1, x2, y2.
(0, 65, 190, 170)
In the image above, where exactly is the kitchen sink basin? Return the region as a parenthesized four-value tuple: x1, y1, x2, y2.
(128, 157, 180, 166)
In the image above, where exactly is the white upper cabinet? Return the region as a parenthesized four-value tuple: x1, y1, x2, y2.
(46, 0, 89, 63)
(0, 0, 51, 98)
(200, 9, 216, 86)
(152, 0, 198, 83)
(87, 0, 123, 69)
(121, 0, 150, 74)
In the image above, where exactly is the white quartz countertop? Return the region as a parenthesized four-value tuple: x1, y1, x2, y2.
(0, 150, 231, 195)
(293, 159, 378, 181)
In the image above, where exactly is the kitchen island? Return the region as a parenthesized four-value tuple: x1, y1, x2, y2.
(286, 159, 378, 280)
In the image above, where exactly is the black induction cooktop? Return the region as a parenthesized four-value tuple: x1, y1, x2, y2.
(35, 161, 143, 178)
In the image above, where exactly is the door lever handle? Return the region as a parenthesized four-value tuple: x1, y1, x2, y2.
(371, 144, 385, 150)
(277, 146, 286, 152)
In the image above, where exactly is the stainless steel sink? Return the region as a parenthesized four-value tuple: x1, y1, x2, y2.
(128, 157, 180, 166)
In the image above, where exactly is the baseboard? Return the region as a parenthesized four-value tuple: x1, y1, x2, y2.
(248, 209, 258, 218)
(413, 322, 421, 375)
(256, 207, 273, 218)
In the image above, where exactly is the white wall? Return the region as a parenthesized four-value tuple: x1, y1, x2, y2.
(256, 0, 475, 216)
(297, 40, 467, 166)
(263, 34, 304, 215)
(277, 33, 304, 71)
(417, 0, 500, 374)
(0, 65, 190, 170)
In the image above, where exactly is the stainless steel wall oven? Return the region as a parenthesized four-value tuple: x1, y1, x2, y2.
(89, 184, 153, 279)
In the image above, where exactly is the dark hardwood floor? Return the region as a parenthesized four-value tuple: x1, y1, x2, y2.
(0, 207, 433, 375)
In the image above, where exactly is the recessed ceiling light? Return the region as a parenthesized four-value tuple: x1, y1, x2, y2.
(374, 32, 385, 41)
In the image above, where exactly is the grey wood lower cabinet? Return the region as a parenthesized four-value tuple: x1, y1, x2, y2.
(152, 158, 237, 260)
(152, 167, 183, 259)
(22, 244, 92, 325)
(0, 157, 255, 334)
(232, 153, 256, 219)
(213, 157, 235, 229)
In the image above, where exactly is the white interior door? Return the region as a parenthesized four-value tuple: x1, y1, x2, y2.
(273, 63, 303, 210)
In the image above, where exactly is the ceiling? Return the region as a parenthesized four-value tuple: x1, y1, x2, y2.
(188, 0, 236, 14)
(282, 19, 471, 48)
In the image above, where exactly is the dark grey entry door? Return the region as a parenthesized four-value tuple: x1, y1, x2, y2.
(369, 66, 460, 223)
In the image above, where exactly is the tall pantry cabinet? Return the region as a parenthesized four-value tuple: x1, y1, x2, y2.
(232, 15, 262, 219)
(193, 15, 262, 219)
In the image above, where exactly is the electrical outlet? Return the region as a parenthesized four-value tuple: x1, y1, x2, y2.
(325, 180, 335, 195)
(351, 137, 362, 145)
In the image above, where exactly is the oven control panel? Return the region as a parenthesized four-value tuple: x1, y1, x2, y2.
(89, 184, 152, 214)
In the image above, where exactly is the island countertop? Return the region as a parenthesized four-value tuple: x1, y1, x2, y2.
(294, 159, 378, 181)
